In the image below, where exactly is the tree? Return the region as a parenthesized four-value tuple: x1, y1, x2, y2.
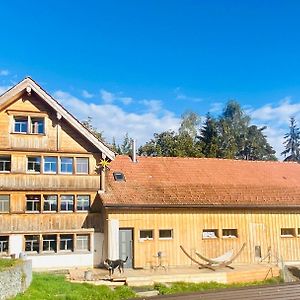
(178, 111, 200, 140)
(138, 113, 202, 157)
(218, 101, 250, 159)
(240, 125, 277, 161)
(199, 113, 219, 158)
(81, 116, 105, 142)
(120, 133, 133, 155)
(281, 117, 300, 162)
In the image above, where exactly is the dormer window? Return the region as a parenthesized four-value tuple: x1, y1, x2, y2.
(113, 172, 125, 181)
(13, 116, 45, 134)
(14, 117, 28, 133)
(30, 117, 44, 134)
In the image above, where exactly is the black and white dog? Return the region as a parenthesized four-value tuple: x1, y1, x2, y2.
(104, 256, 128, 277)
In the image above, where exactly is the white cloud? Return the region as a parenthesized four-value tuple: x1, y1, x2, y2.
(174, 87, 203, 102)
(82, 90, 94, 99)
(100, 89, 115, 103)
(53, 90, 180, 145)
(209, 102, 223, 113)
(100, 89, 133, 105)
(0, 70, 9, 76)
(140, 99, 162, 113)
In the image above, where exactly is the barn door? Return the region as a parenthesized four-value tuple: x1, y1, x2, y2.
(249, 223, 267, 262)
(119, 228, 133, 268)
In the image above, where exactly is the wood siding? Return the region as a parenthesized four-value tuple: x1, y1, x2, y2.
(106, 208, 300, 268)
(0, 174, 101, 191)
(0, 88, 106, 237)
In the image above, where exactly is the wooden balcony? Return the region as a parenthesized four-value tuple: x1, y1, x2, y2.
(0, 173, 101, 191)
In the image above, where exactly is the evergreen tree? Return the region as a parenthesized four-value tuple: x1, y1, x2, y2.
(281, 117, 300, 162)
(199, 113, 219, 157)
(120, 133, 133, 155)
(241, 125, 277, 161)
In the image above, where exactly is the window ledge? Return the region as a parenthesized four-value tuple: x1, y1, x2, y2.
(25, 211, 40, 214)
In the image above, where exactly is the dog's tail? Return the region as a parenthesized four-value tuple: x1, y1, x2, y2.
(123, 256, 128, 263)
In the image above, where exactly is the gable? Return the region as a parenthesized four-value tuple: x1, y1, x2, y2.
(0, 77, 114, 159)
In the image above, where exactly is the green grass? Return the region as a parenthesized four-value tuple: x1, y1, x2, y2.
(154, 277, 283, 295)
(14, 272, 283, 299)
(14, 273, 136, 300)
(0, 258, 18, 271)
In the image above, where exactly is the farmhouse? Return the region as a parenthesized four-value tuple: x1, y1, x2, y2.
(1, 77, 300, 271)
(0, 77, 114, 269)
(102, 155, 300, 268)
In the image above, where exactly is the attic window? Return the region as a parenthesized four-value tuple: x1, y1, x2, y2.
(113, 172, 125, 182)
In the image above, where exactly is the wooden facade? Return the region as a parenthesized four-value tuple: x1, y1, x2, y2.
(0, 78, 114, 268)
(106, 208, 300, 268)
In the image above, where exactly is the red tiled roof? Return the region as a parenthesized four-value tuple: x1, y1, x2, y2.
(101, 155, 300, 208)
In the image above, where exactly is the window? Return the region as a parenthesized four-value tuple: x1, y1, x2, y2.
(202, 229, 218, 239)
(43, 157, 57, 173)
(30, 117, 44, 134)
(0, 156, 11, 172)
(0, 195, 9, 212)
(14, 117, 28, 133)
(281, 228, 295, 237)
(139, 230, 153, 240)
(222, 229, 238, 238)
(43, 195, 57, 212)
(25, 235, 40, 252)
(76, 235, 89, 251)
(113, 172, 125, 181)
(26, 195, 41, 212)
(60, 195, 74, 211)
(42, 235, 57, 252)
(76, 158, 89, 174)
(60, 157, 73, 174)
(77, 195, 90, 211)
(0, 236, 9, 253)
(159, 229, 173, 239)
(60, 234, 73, 251)
(27, 156, 41, 172)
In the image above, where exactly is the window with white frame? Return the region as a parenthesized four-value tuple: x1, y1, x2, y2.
(14, 117, 28, 133)
(222, 229, 238, 238)
(26, 195, 41, 212)
(30, 117, 44, 134)
(0, 156, 11, 172)
(43, 195, 58, 212)
(139, 230, 153, 240)
(60, 157, 73, 174)
(77, 195, 90, 211)
(281, 228, 296, 237)
(42, 235, 57, 252)
(202, 229, 218, 239)
(60, 195, 74, 211)
(27, 156, 41, 172)
(0, 195, 9, 212)
(159, 229, 173, 239)
(76, 157, 89, 174)
(76, 234, 89, 251)
(43, 157, 57, 173)
(0, 236, 9, 253)
(25, 235, 40, 252)
(60, 234, 73, 251)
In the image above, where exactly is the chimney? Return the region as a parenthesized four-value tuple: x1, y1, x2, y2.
(131, 139, 137, 163)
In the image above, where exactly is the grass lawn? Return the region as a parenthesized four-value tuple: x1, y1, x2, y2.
(14, 273, 136, 300)
(13, 272, 283, 300)
(154, 277, 283, 295)
(0, 258, 18, 271)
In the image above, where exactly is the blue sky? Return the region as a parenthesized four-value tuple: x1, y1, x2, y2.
(1, 1, 300, 157)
